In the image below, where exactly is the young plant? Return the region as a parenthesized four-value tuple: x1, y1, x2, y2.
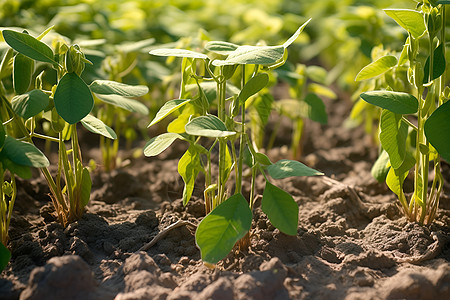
(145, 19, 323, 265)
(0, 28, 147, 226)
(358, 1, 449, 225)
(0, 123, 49, 271)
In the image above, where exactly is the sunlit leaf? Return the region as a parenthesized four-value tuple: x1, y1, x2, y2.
(96, 94, 149, 115)
(195, 193, 252, 264)
(81, 114, 117, 140)
(283, 18, 311, 48)
(150, 48, 208, 60)
(239, 73, 269, 103)
(185, 115, 236, 138)
(178, 145, 202, 205)
(262, 182, 298, 235)
(149, 99, 191, 127)
(212, 45, 284, 66)
(90, 80, 149, 97)
(360, 91, 418, 115)
(80, 167, 91, 208)
(2, 30, 56, 64)
(384, 9, 426, 39)
(355, 55, 398, 81)
(267, 159, 323, 179)
(379, 110, 408, 169)
(143, 133, 185, 157)
(205, 41, 239, 55)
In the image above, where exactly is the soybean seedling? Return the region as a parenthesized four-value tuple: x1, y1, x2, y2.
(0, 27, 148, 226)
(357, 1, 449, 225)
(145, 19, 323, 265)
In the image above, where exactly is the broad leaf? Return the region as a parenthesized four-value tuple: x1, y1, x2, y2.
(424, 100, 450, 162)
(80, 167, 91, 208)
(239, 73, 269, 103)
(0, 242, 10, 272)
(423, 43, 446, 83)
(262, 182, 298, 235)
(384, 9, 426, 39)
(54, 72, 94, 124)
(360, 91, 418, 114)
(148, 99, 191, 127)
(2, 136, 49, 168)
(178, 146, 201, 205)
(90, 80, 149, 97)
(2, 30, 56, 64)
(355, 55, 398, 81)
(81, 114, 117, 140)
(195, 193, 252, 264)
(386, 153, 415, 196)
(143, 133, 184, 157)
(150, 48, 208, 60)
(96, 94, 148, 115)
(1, 157, 32, 179)
(267, 159, 323, 179)
(283, 18, 311, 48)
(13, 53, 34, 94)
(212, 45, 284, 66)
(205, 41, 239, 55)
(379, 110, 408, 170)
(11, 89, 49, 119)
(185, 115, 236, 138)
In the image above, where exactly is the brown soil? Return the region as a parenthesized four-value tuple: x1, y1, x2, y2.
(1, 94, 449, 300)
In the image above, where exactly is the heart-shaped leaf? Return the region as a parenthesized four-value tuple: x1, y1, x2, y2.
(54, 72, 94, 124)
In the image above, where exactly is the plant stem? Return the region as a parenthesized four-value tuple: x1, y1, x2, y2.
(217, 67, 227, 206)
(236, 65, 246, 195)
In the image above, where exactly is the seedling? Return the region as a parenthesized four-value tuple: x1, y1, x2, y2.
(357, 1, 449, 225)
(145, 19, 323, 264)
(0, 27, 147, 226)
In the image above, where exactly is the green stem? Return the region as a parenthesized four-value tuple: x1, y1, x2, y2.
(236, 65, 246, 195)
(217, 67, 227, 206)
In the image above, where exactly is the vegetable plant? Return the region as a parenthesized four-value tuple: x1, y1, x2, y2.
(145, 19, 323, 264)
(357, 0, 449, 225)
(0, 27, 147, 226)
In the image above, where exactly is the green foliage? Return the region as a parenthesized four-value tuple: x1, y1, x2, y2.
(425, 101, 450, 162)
(0, 242, 10, 272)
(11, 90, 49, 119)
(195, 194, 252, 264)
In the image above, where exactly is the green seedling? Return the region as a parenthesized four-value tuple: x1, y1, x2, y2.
(0, 122, 49, 271)
(357, 1, 449, 225)
(0, 28, 147, 226)
(145, 19, 323, 265)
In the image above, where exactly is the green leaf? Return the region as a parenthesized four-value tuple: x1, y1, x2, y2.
(1, 157, 32, 179)
(143, 133, 184, 157)
(386, 152, 414, 196)
(80, 167, 91, 208)
(81, 114, 117, 140)
(425, 100, 450, 163)
(239, 73, 269, 103)
(438, 1, 450, 4)
(11, 89, 49, 119)
(0, 123, 5, 148)
(380, 110, 408, 170)
(212, 45, 284, 66)
(360, 91, 418, 115)
(248, 93, 273, 125)
(13, 53, 34, 94)
(54, 72, 94, 124)
(2, 30, 56, 64)
(262, 182, 298, 235)
(303, 93, 328, 124)
(148, 99, 191, 127)
(355, 55, 398, 81)
(178, 145, 201, 206)
(96, 94, 149, 115)
(89, 80, 149, 97)
(267, 159, 323, 179)
(423, 43, 446, 83)
(384, 9, 426, 39)
(371, 150, 391, 183)
(205, 41, 239, 55)
(255, 152, 272, 166)
(195, 193, 252, 264)
(149, 48, 208, 60)
(283, 18, 311, 48)
(2, 136, 49, 168)
(0, 242, 10, 272)
(185, 115, 236, 138)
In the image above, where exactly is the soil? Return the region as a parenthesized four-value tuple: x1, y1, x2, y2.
(1, 91, 449, 300)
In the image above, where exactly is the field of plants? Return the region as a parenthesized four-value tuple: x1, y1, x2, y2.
(0, 0, 449, 299)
